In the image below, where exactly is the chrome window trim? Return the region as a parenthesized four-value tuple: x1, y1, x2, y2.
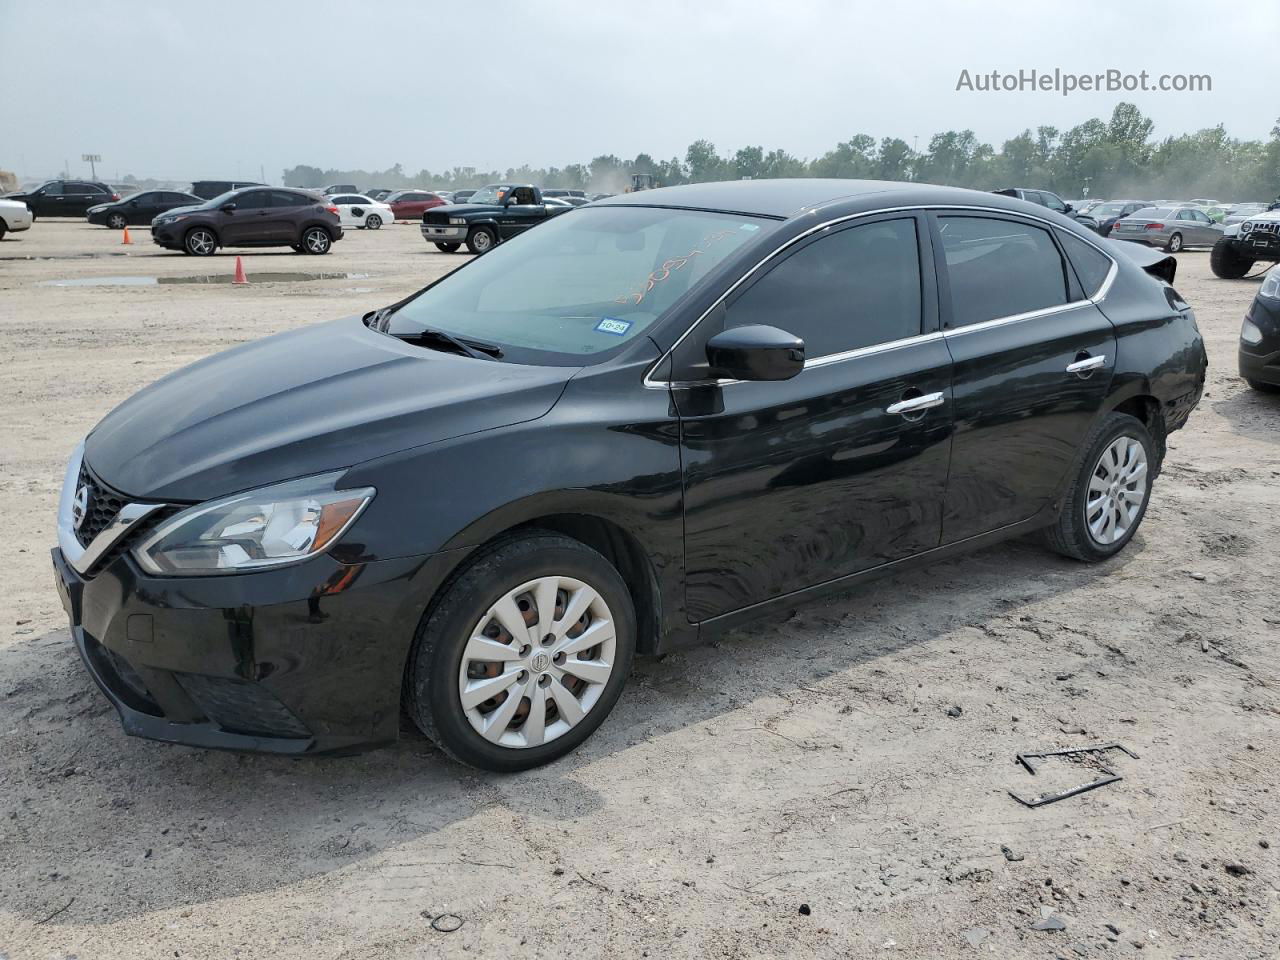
(56, 440, 168, 576)
(643, 203, 1119, 389)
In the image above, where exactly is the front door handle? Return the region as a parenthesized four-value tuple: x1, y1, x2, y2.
(886, 391, 945, 416)
(1066, 354, 1107, 376)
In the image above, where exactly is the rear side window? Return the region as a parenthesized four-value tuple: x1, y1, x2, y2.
(727, 218, 923, 357)
(1057, 230, 1114, 298)
(938, 216, 1068, 327)
(272, 191, 309, 207)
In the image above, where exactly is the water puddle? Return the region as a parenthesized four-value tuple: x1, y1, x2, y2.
(38, 272, 372, 287)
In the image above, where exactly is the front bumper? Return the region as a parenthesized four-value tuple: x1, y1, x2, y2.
(421, 224, 467, 243)
(1234, 234, 1280, 261)
(2, 207, 33, 231)
(52, 543, 462, 755)
(1239, 293, 1280, 385)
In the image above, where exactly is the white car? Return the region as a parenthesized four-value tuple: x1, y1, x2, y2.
(0, 198, 33, 240)
(327, 193, 394, 230)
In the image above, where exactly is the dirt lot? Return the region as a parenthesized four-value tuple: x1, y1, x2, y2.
(1, 220, 1277, 959)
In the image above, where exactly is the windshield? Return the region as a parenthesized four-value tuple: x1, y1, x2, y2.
(384, 206, 772, 364)
(465, 185, 509, 205)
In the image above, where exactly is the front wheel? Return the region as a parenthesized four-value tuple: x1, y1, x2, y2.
(184, 227, 217, 256)
(1210, 237, 1255, 279)
(107, 212, 128, 230)
(405, 532, 636, 772)
(466, 226, 496, 255)
(435, 242, 461, 253)
(301, 226, 332, 254)
(1043, 412, 1155, 562)
(1165, 232, 1183, 253)
(365, 214, 382, 230)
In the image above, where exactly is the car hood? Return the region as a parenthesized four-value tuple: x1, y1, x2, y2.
(84, 315, 576, 502)
(156, 204, 205, 219)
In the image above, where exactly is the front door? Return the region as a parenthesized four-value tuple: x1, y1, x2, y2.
(931, 213, 1117, 543)
(677, 214, 954, 622)
(219, 190, 272, 244)
(500, 187, 543, 239)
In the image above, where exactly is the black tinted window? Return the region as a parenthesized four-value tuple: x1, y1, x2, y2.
(1040, 192, 1066, 212)
(66, 182, 95, 194)
(235, 191, 271, 209)
(1057, 230, 1113, 299)
(939, 216, 1068, 327)
(272, 191, 309, 207)
(41, 182, 63, 196)
(727, 218, 922, 357)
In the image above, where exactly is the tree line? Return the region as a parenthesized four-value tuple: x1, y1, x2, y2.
(283, 103, 1280, 201)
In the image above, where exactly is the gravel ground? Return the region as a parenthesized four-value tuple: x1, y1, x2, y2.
(1, 220, 1277, 959)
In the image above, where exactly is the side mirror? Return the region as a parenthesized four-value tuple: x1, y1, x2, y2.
(219, 202, 237, 213)
(706, 325, 805, 381)
(1063, 202, 1075, 214)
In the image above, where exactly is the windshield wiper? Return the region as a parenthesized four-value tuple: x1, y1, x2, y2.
(398, 327, 504, 360)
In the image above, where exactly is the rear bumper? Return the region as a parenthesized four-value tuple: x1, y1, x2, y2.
(52, 544, 463, 755)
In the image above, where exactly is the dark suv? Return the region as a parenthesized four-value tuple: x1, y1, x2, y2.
(150, 187, 343, 256)
(4, 179, 117, 218)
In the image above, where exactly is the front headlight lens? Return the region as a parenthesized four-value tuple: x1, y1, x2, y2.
(133, 473, 375, 576)
(448, 217, 466, 225)
(1259, 267, 1280, 301)
(1241, 318, 1264, 346)
(1241, 222, 1254, 234)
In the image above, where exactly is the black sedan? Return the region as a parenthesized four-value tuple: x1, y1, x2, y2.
(87, 190, 203, 229)
(1239, 265, 1280, 392)
(52, 180, 1206, 771)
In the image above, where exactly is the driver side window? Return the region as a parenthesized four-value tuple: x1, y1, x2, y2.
(235, 191, 270, 210)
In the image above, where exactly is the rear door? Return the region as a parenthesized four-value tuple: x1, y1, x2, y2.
(931, 213, 1116, 543)
(678, 214, 954, 621)
(330, 194, 360, 226)
(269, 191, 312, 242)
(65, 182, 104, 215)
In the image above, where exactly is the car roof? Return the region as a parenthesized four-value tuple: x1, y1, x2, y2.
(594, 178, 1085, 222)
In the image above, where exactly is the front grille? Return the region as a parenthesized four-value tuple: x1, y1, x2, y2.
(75, 466, 126, 547)
(424, 210, 451, 225)
(173, 673, 311, 739)
(1244, 222, 1280, 236)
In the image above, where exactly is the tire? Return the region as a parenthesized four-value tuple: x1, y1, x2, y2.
(1210, 237, 1255, 279)
(405, 531, 636, 772)
(0, 223, 6, 241)
(1246, 378, 1280, 394)
(301, 226, 331, 255)
(1043, 412, 1155, 563)
(365, 214, 382, 230)
(184, 227, 217, 256)
(466, 226, 496, 255)
(1165, 232, 1183, 253)
(107, 212, 128, 230)
(434, 242, 461, 253)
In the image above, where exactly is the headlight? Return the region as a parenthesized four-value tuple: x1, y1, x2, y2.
(1259, 267, 1280, 301)
(132, 473, 375, 576)
(156, 215, 187, 226)
(449, 217, 466, 225)
(1241, 318, 1264, 346)
(1241, 222, 1254, 233)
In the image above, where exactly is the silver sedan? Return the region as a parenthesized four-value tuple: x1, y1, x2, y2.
(1111, 205, 1224, 252)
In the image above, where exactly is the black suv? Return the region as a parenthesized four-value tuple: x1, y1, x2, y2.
(190, 180, 264, 201)
(150, 187, 343, 256)
(5, 179, 117, 218)
(88, 190, 203, 229)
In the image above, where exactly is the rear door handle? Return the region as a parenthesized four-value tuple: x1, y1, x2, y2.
(886, 391, 945, 416)
(1066, 354, 1107, 375)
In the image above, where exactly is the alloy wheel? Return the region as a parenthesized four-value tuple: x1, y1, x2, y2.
(457, 575, 617, 749)
(1085, 435, 1148, 545)
(186, 229, 216, 256)
(1168, 233, 1183, 252)
(108, 213, 127, 230)
(366, 215, 382, 230)
(304, 228, 330, 254)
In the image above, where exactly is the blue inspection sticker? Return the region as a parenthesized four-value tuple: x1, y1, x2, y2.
(595, 317, 632, 336)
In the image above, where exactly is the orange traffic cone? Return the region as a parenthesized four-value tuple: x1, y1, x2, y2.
(121, 227, 132, 245)
(232, 256, 249, 285)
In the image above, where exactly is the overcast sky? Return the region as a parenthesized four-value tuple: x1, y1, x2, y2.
(4, 0, 1278, 184)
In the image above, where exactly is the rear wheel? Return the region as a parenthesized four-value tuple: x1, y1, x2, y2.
(365, 214, 382, 230)
(435, 242, 461, 253)
(301, 227, 331, 255)
(405, 532, 635, 771)
(1210, 237, 1254, 278)
(466, 226, 496, 255)
(1043, 412, 1154, 562)
(184, 227, 217, 256)
(106, 212, 128, 230)
(1165, 232, 1183, 253)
